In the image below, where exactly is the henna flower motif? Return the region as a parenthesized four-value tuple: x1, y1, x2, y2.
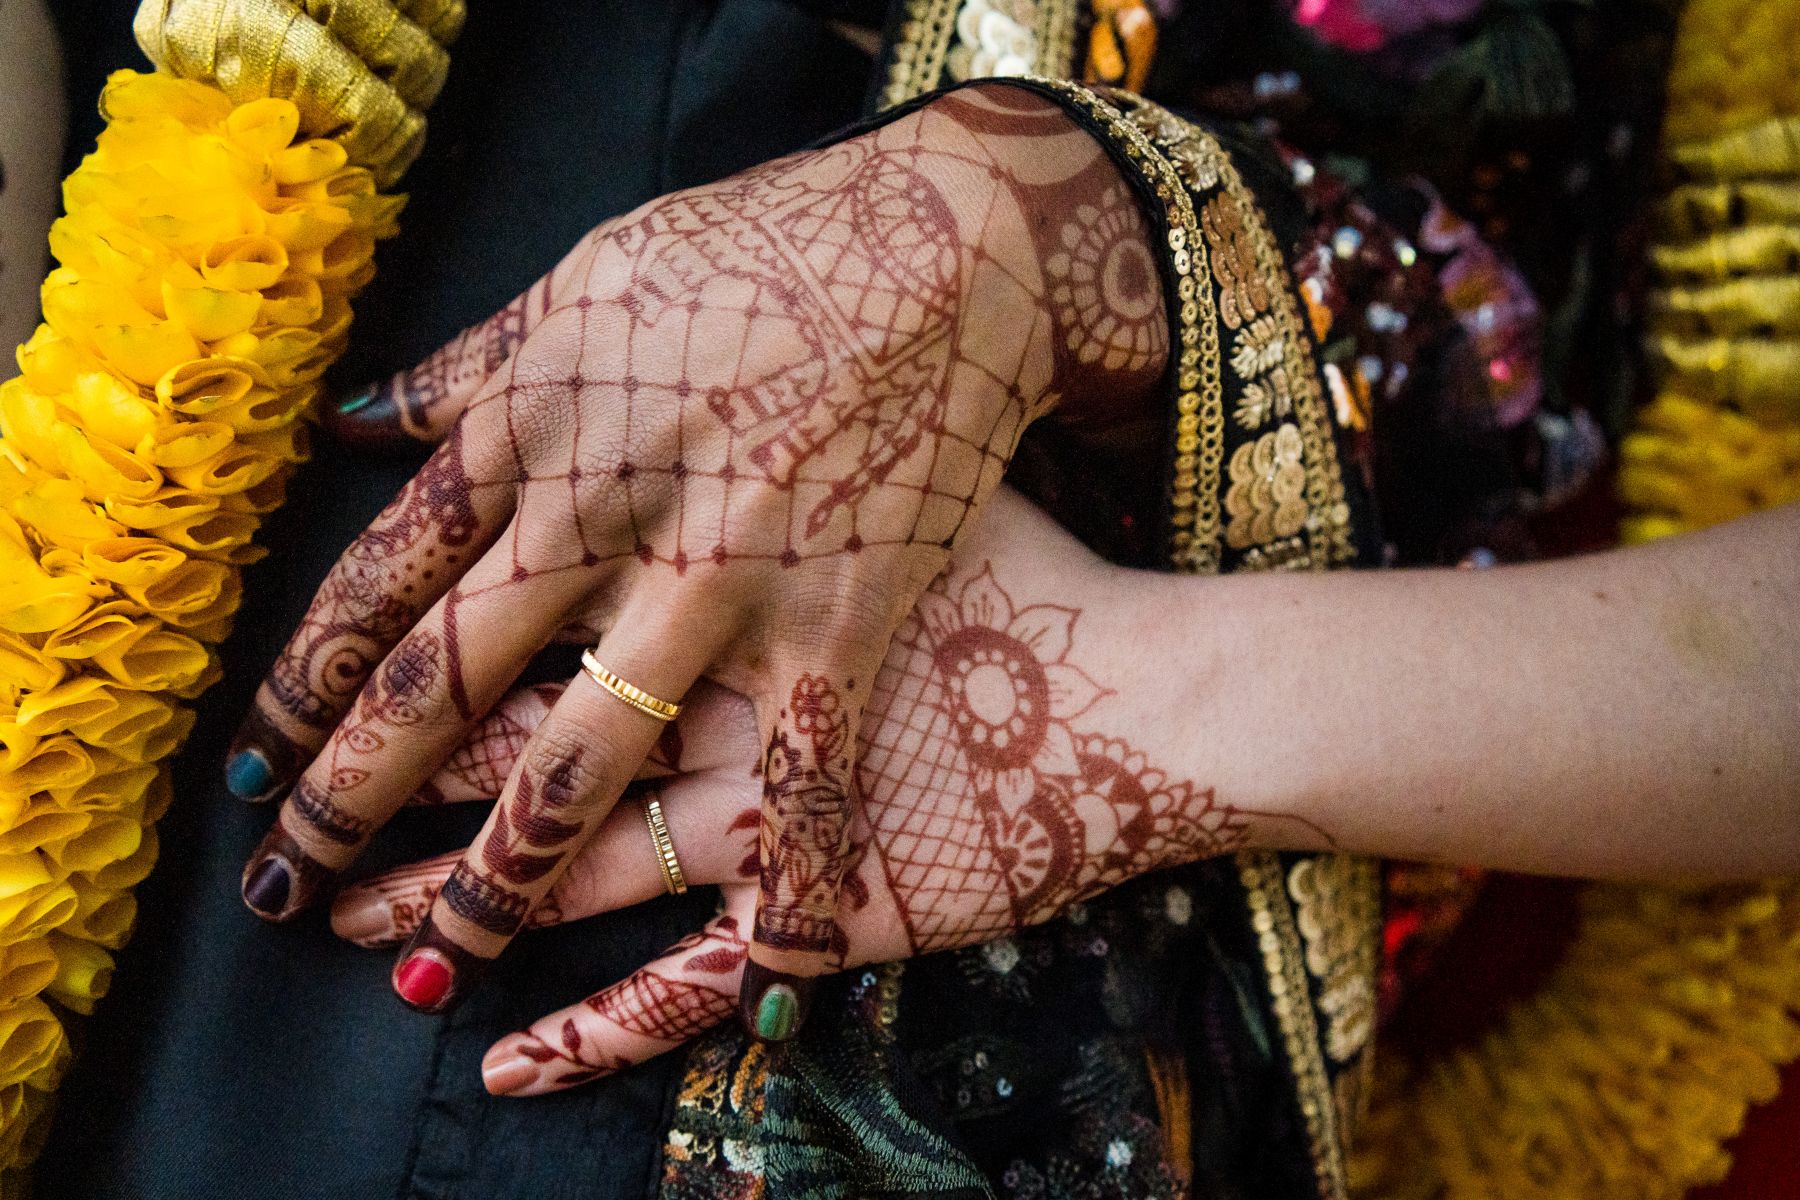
(915, 566, 1109, 814)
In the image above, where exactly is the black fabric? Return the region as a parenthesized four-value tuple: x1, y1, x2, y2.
(37, 4, 869, 1198)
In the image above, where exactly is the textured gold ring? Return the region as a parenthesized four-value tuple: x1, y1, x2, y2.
(641, 792, 688, 895)
(580, 649, 682, 722)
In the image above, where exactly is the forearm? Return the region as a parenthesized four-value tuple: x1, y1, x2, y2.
(1101, 504, 1800, 879)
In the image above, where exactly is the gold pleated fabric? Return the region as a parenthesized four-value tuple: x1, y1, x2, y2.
(133, 0, 464, 186)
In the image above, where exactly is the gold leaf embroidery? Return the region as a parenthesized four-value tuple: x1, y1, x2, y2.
(1230, 314, 1285, 379)
(1201, 193, 1270, 330)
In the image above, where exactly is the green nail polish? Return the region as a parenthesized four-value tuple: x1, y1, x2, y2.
(753, 982, 799, 1042)
(335, 386, 378, 416)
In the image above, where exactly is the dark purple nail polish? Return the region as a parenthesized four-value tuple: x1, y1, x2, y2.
(243, 857, 292, 918)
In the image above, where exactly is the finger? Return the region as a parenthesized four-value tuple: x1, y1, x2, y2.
(240, 543, 573, 921)
(740, 667, 867, 1045)
(390, 590, 725, 1013)
(409, 682, 565, 806)
(224, 424, 512, 802)
(331, 771, 759, 947)
(324, 276, 555, 449)
(406, 679, 758, 806)
(480, 907, 751, 1097)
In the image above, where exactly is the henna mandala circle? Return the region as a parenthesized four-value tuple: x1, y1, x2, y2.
(992, 791, 1078, 916)
(1044, 183, 1163, 374)
(935, 626, 1050, 770)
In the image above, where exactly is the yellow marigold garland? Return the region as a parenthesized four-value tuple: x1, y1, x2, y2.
(1351, 881, 1800, 1199)
(1353, 1, 1800, 1197)
(0, 0, 466, 1173)
(0, 68, 402, 1179)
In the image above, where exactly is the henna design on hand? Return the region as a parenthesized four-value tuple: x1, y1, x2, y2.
(860, 563, 1265, 953)
(755, 676, 854, 956)
(245, 85, 1175, 973)
(511, 919, 748, 1088)
(266, 428, 481, 734)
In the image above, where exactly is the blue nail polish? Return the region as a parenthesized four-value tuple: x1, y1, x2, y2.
(335, 385, 378, 416)
(225, 748, 274, 801)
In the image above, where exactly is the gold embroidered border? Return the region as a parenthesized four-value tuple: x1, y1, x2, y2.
(1033, 0, 1080, 84)
(1239, 852, 1349, 1200)
(1034, 83, 1227, 572)
(1200, 133, 1353, 569)
(881, 0, 961, 108)
(1081, 92, 1365, 1199)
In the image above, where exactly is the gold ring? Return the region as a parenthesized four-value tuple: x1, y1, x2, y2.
(641, 792, 688, 895)
(580, 649, 682, 722)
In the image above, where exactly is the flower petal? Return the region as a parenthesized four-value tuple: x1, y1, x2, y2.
(915, 589, 964, 647)
(1006, 603, 1078, 662)
(1044, 662, 1109, 721)
(958, 565, 1014, 631)
(1034, 721, 1083, 778)
(994, 766, 1037, 815)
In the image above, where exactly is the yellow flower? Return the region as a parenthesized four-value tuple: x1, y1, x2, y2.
(0, 59, 415, 1172)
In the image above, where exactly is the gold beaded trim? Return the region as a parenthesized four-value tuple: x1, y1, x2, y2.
(1033, 0, 1080, 87)
(881, 0, 961, 108)
(1029, 81, 1227, 572)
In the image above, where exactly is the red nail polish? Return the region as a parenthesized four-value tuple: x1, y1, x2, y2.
(395, 952, 453, 1010)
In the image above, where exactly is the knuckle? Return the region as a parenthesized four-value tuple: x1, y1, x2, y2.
(521, 720, 606, 805)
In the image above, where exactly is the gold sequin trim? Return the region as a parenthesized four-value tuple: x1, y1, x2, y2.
(1239, 852, 1348, 1200)
(1288, 856, 1379, 1065)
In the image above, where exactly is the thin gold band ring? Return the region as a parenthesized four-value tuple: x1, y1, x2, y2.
(641, 792, 688, 895)
(580, 649, 682, 722)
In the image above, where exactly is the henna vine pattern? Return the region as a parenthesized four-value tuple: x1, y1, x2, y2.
(755, 676, 854, 956)
(515, 918, 749, 1086)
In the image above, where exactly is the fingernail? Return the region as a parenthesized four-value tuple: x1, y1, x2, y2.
(225, 709, 305, 802)
(242, 857, 293, 918)
(739, 961, 815, 1044)
(334, 384, 378, 416)
(224, 748, 275, 802)
(482, 1052, 538, 1096)
(394, 949, 454, 1011)
(331, 891, 395, 947)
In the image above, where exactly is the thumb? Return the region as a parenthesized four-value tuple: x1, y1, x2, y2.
(740, 668, 864, 1044)
(325, 276, 553, 450)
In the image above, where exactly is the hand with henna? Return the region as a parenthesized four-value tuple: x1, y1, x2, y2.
(226, 82, 1170, 1036)
(313, 480, 1800, 1092)
(324, 488, 1327, 1093)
